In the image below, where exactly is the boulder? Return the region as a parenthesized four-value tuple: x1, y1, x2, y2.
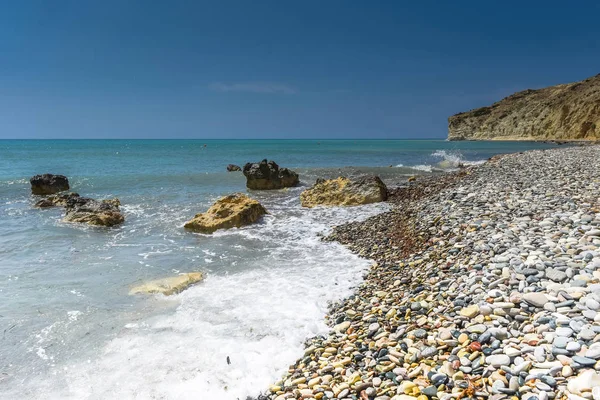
(300, 176, 388, 208)
(30, 174, 70, 195)
(129, 272, 204, 296)
(63, 196, 124, 227)
(35, 192, 80, 208)
(184, 193, 267, 233)
(227, 164, 242, 172)
(242, 159, 299, 190)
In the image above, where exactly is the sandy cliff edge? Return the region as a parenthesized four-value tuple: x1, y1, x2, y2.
(448, 73, 600, 141)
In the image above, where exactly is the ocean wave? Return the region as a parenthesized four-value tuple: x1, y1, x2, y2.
(17, 201, 389, 400)
(431, 149, 486, 169)
(394, 150, 487, 173)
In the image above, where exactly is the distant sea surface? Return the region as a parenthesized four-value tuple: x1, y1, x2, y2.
(0, 139, 556, 399)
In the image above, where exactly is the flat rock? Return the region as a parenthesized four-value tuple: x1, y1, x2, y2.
(300, 176, 388, 208)
(129, 272, 204, 296)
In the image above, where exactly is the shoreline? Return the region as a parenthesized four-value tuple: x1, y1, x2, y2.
(257, 145, 600, 400)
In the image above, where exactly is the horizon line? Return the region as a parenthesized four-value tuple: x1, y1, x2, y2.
(0, 137, 448, 141)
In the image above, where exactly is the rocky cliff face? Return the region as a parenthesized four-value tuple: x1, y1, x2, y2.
(448, 74, 600, 141)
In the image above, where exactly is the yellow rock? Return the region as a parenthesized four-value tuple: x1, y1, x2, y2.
(129, 272, 204, 296)
(291, 377, 306, 385)
(184, 193, 267, 233)
(460, 305, 479, 318)
(399, 381, 420, 396)
(300, 176, 388, 208)
(308, 377, 321, 387)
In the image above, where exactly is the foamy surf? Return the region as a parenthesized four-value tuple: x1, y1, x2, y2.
(395, 149, 487, 172)
(0, 140, 558, 400)
(8, 202, 388, 400)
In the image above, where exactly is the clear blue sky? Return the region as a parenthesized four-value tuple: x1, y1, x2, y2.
(1, 1, 598, 139)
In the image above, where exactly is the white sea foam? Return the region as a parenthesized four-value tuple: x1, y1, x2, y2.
(395, 150, 486, 173)
(431, 149, 486, 169)
(17, 202, 389, 400)
(409, 164, 434, 172)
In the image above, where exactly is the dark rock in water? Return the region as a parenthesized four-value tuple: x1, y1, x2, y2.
(30, 174, 70, 195)
(35, 192, 80, 208)
(227, 164, 241, 172)
(242, 159, 299, 190)
(63, 196, 124, 227)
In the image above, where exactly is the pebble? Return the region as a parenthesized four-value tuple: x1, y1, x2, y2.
(523, 293, 549, 308)
(553, 336, 568, 348)
(587, 299, 600, 311)
(572, 355, 597, 367)
(460, 305, 479, 318)
(555, 327, 573, 337)
(487, 354, 511, 367)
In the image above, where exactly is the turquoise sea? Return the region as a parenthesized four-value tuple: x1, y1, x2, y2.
(0, 139, 557, 399)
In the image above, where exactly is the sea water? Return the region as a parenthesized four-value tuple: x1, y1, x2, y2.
(0, 139, 556, 399)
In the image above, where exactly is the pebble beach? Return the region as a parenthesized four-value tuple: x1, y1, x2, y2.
(260, 145, 600, 400)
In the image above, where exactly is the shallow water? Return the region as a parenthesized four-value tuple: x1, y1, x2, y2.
(0, 139, 557, 399)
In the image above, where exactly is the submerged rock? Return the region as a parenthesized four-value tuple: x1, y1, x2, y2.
(300, 176, 388, 208)
(30, 174, 70, 195)
(129, 272, 204, 296)
(242, 159, 299, 190)
(227, 164, 242, 172)
(184, 193, 267, 233)
(35, 192, 80, 208)
(63, 196, 124, 227)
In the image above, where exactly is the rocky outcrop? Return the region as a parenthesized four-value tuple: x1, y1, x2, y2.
(184, 193, 267, 233)
(35, 192, 80, 208)
(227, 164, 241, 172)
(30, 174, 70, 195)
(448, 74, 600, 141)
(129, 272, 204, 296)
(300, 176, 388, 208)
(243, 159, 299, 190)
(63, 196, 124, 227)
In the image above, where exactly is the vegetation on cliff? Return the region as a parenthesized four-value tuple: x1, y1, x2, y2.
(448, 74, 600, 141)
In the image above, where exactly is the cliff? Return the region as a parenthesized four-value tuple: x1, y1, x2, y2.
(448, 74, 600, 141)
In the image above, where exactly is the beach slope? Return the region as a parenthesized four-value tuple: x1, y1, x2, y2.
(262, 145, 600, 400)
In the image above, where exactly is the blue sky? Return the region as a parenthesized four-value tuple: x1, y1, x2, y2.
(0, 1, 598, 139)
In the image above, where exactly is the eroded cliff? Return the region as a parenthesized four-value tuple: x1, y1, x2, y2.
(448, 74, 600, 141)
